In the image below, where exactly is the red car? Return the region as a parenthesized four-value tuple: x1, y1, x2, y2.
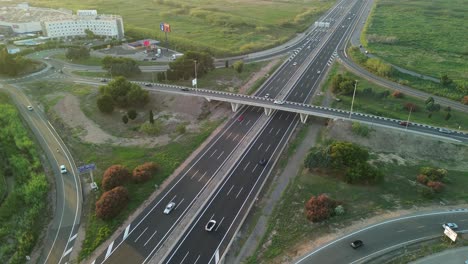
(237, 115, 244, 121)
(399, 121, 410, 126)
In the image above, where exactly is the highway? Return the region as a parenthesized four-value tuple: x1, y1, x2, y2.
(161, 0, 373, 263)
(0, 83, 82, 264)
(295, 209, 468, 264)
(91, 0, 359, 263)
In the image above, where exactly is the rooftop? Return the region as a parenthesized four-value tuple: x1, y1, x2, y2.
(0, 5, 71, 23)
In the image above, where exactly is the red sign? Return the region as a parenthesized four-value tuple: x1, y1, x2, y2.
(143, 40, 150, 46)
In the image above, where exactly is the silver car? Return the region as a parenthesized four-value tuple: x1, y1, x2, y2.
(164, 202, 176, 215)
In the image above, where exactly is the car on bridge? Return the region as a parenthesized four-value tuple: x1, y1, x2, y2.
(438, 128, 452, 134)
(274, 100, 285, 105)
(398, 121, 411, 126)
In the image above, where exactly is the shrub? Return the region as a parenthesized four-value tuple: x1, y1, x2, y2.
(176, 123, 186, 134)
(404, 102, 417, 112)
(101, 165, 131, 191)
(420, 167, 447, 182)
(127, 109, 137, 120)
(427, 181, 444, 192)
(140, 121, 163, 135)
(392, 91, 404, 98)
(95, 186, 129, 220)
(351, 122, 371, 137)
(334, 205, 345, 215)
(416, 174, 428, 185)
(304, 194, 337, 222)
(133, 162, 160, 183)
(97, 94, 114, 113)
(462, 96, 468, 105)
(122, 115, 128, 124)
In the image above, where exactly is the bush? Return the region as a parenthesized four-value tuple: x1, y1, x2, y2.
(127, 109, 137, 120)
(140, 121, 163, 135)
(132, 162, 160, 183)
(351, 122, 371, 137)
(392, 91, 404, 98)
(462, 96, 468, 105)
(101, 165, 131, 191)
(334, 205, 345, 215)
(97, 94, 115, 113)
(427, 181, 444, 192)
(95, 186, 129, 220)
(420, 167, 447, 182)
(122, 115, 128, 124)
(416, 174, 428, 185)
(304, 194, 337, 222)
(176, 123, 186, 134)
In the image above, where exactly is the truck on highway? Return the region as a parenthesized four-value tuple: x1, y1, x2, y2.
(171, 53, 183, 60)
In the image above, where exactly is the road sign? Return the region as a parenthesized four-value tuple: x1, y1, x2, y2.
(444, 227, 457, 242)
(78, 163, 96, 174)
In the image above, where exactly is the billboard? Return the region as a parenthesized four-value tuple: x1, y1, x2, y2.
(160, 22, 171, 33)
(444, 227, 457, 242)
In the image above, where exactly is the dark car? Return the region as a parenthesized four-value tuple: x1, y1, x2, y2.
(100, 79, 107, 82)
(143, 58, 149, 61)
(258, 158, 267, 166)
(151, 57, 157, 60)
(398, 121, 410, 126)
(350, 240, 363, 249)
(181, 87, 189, 91)
(145, 83, 152, 87)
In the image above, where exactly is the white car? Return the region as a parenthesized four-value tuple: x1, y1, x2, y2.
(438, 128, 452, 134)
(163, 202, 176, 215)
(264, 93, 270, 98)
(205, 220, 217, 232)
(27, 105, 33, 111)
(60, 165, 67, 174)
(293, 62, 297, 66)
(442, 223, 458, 230)
(274, 100, 285, 105)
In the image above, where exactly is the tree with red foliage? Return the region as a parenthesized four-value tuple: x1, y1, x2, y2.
(404, 102, 417, 112)
(133, 162, 160, 183)
(102, 165, 131, 191)
(416, 174, 428, 185)
(95, 186, 129, 220)
(427, 181, 444, 193)
(392, 91, 404, 98)
(462, 96, 468, 105)
(305, 194, 337, 222)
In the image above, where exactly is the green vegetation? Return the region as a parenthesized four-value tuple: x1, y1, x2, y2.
(363, 0, 467, 83)
(0, 45, 40, 76)
(351, 122, 373, 137)
(348, 47, 466, 102)
(54, 53, 102, 66)
(102, 56, 141, 77)
(331, 65, 468, 131)
(77, 119, 221, 260)
(65, 46, 90, 60)
(98, 77, 149, 112)
(0, 92, 49, 264)
(13, 0, 334, 56)
(248, 158, 468, 263)
(159, 51, 214, 81)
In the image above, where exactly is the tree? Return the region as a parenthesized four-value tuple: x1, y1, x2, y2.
(345, 162, 383, 184)
(101, 165, 131, 191)
(416, 174, 428, 185)
(97, 94, 115, 113)
(440, 74, 452, 86)
(122, 115, 128, 124)
(445, 112, 451, 121)
(102, 56, 141, 77)
(95, 186, 129, 220)
(233, 60, 244, 73)
(127, 109, 137, 120)
(132, 162, 160, 183)
(392, 91, 403, 98)
(0, 46, 31, 76)
(99, 76, 149, 108)
(331, 74, 344, 93)
(425, 97, 434, 105)
(84, 28, 96, 39)
(427, 181, 444, 192)
(149, 110, 154, 124)
(462, 96, 468, 105)
(166, 51, 214, 80)
(304, 194, 337, 222)
(329, 142, 369, 169)
(404, 102, 417, 112)
(225, 60, 229, 68)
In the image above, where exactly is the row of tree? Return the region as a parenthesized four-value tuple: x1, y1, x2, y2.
(0, 46, 31, 76)
(65, 46, 90, 60)
(157, 51, 214, 81)
(102, 56, 141, 77)
(97, 77, 149, 113)
(95, 163, 160, 220)
(304, 141, 383, 184)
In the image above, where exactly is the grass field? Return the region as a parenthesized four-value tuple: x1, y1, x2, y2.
(330, 64, 468, 131)
(364, 0, 468, 81)
(9, 0, 334, 56)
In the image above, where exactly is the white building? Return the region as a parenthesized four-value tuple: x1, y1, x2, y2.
(41, 10, 124, 39)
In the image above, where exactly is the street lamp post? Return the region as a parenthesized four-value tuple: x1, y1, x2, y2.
(194, 59, 198, 89)
(405, 106, 413, 130)
(349, 80, 358, 119)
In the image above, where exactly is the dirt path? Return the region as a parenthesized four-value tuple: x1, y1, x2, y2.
(54, 94, 170, 147)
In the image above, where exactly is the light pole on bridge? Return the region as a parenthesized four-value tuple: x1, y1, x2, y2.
(349, 80, 358, 119)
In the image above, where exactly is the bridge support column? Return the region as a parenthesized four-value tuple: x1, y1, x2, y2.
(230, 102, 241, 112)
(205, 97, 211, 102)
(264, 108, 273, 116)
(300, 113, 309, 123)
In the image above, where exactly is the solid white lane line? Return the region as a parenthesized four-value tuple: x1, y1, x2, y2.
(144, 230, 158, 247)
(180, 251, 190, 263)
(69, 233, 78, 242)
(236, 187, 244, 199)
(215, 217, 225, 231)
(257, 143, 263, 151)
(190, 170, 199, 180)
(175, 199, 184, 210)
(251, 164, 258, 173)
(210, 149, 218, 158)
(198, 171, 207, 182)
(123, 225, 131, 240)
(233, 134, 239, 141)
(134, 227, 148, 243)
(417, 225, 425, 229)
(226, 185, 235, 196)
(397, 229, 405, 233)
(193, 255, 201, 264)
(217, 151, 224, 160)
(243, 162, 251, 171)
(226, 132, 232, 140)
(265, 144, 271, 153)
(104, 241, 114, 260)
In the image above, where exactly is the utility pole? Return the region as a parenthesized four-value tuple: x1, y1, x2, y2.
(194, 59, 198, 89)
(349, 80, 358, 119)
(405, 106, 413, 129)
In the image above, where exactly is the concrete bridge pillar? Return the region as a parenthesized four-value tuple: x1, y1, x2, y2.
(205, 97, 211, 102)
(300, 113, 309, 123)
(264, 108, 274, 116)
(230, 103, 241, 112)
